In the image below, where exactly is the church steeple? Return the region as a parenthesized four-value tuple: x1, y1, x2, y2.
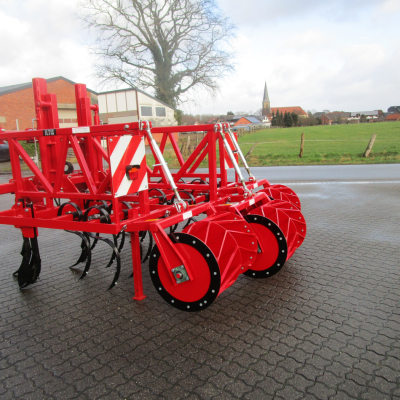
(262, 81, 271, 116)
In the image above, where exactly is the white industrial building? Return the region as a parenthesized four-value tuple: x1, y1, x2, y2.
(98, 88, 177, 127)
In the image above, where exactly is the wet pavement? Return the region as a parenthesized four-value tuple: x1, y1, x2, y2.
(1, 171, 400, 399)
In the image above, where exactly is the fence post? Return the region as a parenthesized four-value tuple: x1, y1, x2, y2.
(363, 134, 377, 158)
(245, 142, 259, 158)
(299, 132, 305, 158)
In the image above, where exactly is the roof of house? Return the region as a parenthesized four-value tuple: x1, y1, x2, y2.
(313, 112, 326, 118)
(385, 113, 400, 120)
(350, 111, 379, 117)
(0, 76, 97, 96)
(270, 107, 308, 116)
(234, 116, 263, 125)
(246, 116, 262, 124)
(222, 115, 237, 121)
(324, 112, 351, 119)
(98, 87, 176, 110)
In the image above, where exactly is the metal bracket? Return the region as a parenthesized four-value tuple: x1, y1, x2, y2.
(171, 265, 190, 284)
(140, 119, 187, 212)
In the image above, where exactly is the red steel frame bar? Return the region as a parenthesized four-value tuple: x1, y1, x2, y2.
(0, 78, 275, 302)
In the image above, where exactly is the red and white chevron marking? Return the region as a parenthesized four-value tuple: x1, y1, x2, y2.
(108, 135, 148, 198)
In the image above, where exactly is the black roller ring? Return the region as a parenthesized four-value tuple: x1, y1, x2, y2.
(243, 215, 288, 279)
(149, 232, 221, 312)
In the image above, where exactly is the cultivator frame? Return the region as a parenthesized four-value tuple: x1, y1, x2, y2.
(0, 78, 306, 311)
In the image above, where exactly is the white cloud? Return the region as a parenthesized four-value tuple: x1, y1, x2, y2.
(184, 0, 400, 114)
(378, 0, 400, 12)
(0, 0, 98, 90)
(0, 0, 399, 115)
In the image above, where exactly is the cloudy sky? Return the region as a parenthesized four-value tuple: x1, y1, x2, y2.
(0, 0, 399, 115)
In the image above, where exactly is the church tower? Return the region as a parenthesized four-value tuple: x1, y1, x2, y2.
(262, 82, 271, 116)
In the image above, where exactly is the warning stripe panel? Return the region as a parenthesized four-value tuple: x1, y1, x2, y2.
(116, 155, 147, 197)
(108, 135, 148, 197)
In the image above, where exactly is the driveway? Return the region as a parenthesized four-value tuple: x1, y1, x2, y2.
(1, 166, 399, 399)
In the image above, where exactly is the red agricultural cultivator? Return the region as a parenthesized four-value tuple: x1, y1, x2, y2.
(0, 78, 306, 311)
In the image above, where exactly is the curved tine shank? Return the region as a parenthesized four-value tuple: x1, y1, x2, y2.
(169, 223, 179, 234)
(182, 217, 197, 230)
(13, 240, 26, 277)
(65, 231, 92, 279)
(29, 236, 41, 284)
(102, 234, 119, 269)
(70, 237, 89, 267)
(117, 231, 126, 253)
(86, 232, 119, 270)
(78, 233, 92, 280)
(104, 231, 125, 269)
(140, 230, 147, 242)
(90, 235, 100, 250)
(88, 235, 121, 290)
(17, 237, 33, 288)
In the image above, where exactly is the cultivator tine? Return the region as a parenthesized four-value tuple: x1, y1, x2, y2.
(29, 236, 41, 284)
(13, 241, 27, 277)
(129, 230, 153, 278)
(104, 234, 119, 268)
(118, 231, 126, 253)
(141, 231, 153, 263)
(90, 234, 100, 250)
(14, 204, 42, 288)
(105, 231, 125, 268)
(70, 233, 90, 267)
(85, 232, 121, 290)
(65, 231, 92, 279)
(182, 216, 197, 230)
(107, 245, 121, 290)
(16, 237, 33, 288)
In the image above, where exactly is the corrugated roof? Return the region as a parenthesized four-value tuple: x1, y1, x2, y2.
(351, 111, 379, 117)
(97, 87, 176, 110)
(246, 116, 262, 124)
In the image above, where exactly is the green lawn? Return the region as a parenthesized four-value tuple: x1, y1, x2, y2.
(237, 122, 400, 166)
(3, 122, 399, 173)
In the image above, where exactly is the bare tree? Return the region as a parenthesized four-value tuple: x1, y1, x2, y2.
(78, 0, 236, 107)
(253, 108, 263, 117)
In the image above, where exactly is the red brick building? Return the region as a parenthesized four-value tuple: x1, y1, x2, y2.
(269, 106, 308, 119)
(234, 117, 252, 126)
(0, 77, 97, 131)
(385, 114, 400, 122)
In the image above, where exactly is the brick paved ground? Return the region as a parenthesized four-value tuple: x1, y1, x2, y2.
(0, 179, 399, 399)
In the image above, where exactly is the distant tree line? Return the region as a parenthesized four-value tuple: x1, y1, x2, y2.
(271, 110, 299, 128)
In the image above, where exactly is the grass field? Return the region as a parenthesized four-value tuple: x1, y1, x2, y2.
(151, 121, 400, 168)
(1, 121, 399, 173)
(238, 121, 400, 166)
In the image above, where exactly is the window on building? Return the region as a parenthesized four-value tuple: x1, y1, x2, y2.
(141, 106, 153, 116)
(155, 107, 166, 117)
